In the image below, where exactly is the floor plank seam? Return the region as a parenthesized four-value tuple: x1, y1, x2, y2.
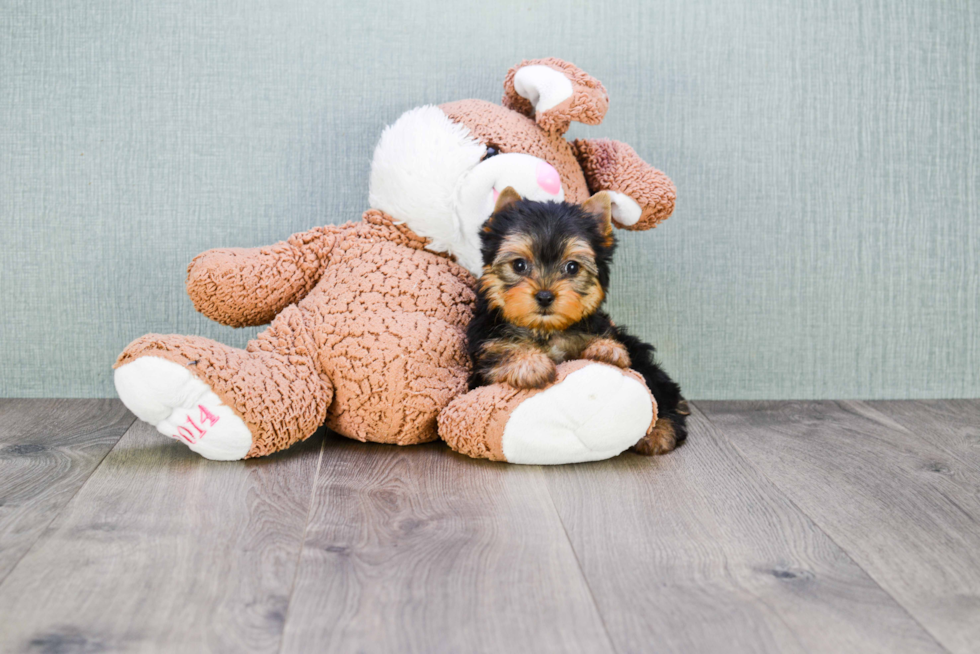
(275, 432, 327, 654)
(540, 467, 620, 654)
(0, 412, 137, 590)
(695, 402, 956, 654)
(847, 400, 980, 479)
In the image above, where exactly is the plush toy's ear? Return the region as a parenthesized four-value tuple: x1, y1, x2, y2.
(572, 139, 676, 231)
(581, 191, 614, 244)
(502, 58, 609, 135)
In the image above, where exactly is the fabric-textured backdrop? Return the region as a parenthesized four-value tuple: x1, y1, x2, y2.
(2, 0, 977, 399)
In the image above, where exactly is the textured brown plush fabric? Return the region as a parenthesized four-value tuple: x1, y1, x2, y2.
(186, 226, 343, 328)
(573, 138, 677, 230)
(117, 210, 476, 457)
(439, 360, 658, 462)
(440, 99, 592, 204)
(501, 58, 609, 135)
(442, 99, 676, 228)
(116, 328, 331, 458)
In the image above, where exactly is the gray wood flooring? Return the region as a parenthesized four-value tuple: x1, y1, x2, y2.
(0, 399, 977, 653)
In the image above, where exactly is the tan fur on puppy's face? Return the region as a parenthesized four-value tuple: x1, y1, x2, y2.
(480, 234, 603, 333)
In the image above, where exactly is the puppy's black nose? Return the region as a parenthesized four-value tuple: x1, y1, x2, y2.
(535, 290, 555, 307)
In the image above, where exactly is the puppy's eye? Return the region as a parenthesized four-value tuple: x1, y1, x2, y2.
(512, 258, 529, 274)
(563, 261, 580, 276)
(483, 146, 500, 160)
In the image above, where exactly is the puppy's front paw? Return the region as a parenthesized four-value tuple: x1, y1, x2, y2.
(581, 338, 631, 369)
(490, 350, 558, 389)
(632, 417, 679, 456)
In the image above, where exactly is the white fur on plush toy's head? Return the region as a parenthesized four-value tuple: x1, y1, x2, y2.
(368, 106, 483, 271)
(368, 105, 564, 276)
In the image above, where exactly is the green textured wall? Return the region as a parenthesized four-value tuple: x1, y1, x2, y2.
(2, 0, 978, 399)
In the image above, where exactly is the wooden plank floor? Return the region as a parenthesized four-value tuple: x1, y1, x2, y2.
(0, 399, 977, 653)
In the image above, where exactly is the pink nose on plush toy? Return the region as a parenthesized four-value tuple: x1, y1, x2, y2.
(536, 161, 561, 196)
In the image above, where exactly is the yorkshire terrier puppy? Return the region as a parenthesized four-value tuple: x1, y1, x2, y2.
(467, 187, 689, 455)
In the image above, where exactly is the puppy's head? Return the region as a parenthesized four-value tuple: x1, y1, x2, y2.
(478, 188, 616, 332)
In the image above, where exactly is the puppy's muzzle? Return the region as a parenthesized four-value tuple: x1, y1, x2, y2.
(535, 290, 555, 308)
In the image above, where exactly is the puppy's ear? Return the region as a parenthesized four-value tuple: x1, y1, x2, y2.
(483, 187, 523, 232)
(493, 186, 522, 215)
(581, 191, 614, 243)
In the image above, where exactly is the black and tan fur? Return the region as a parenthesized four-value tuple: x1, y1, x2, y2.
(467, 188, 688, 455)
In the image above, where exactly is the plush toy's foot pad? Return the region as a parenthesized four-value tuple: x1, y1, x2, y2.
(114, 356, 252, 461)
(503, 363, 654, 464)
(440, 361, 656, 465)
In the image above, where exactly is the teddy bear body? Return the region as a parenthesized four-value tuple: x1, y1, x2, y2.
(118, 210, 475, 458)
(276, 212, 474, 447)
(114, 58, 678, 464)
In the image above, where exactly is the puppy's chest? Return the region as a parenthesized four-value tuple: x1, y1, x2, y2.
(539, 331, 595, 363)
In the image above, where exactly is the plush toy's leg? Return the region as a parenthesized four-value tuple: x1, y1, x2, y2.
(319, 311, 470, 447)
(438, 360, 657, 465)
(114, 308, 331, 460)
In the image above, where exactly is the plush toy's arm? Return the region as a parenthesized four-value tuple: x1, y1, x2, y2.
(502, 58, 609, 135)
(186, 225, 343, 328)
(572, 138, 676, 231)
